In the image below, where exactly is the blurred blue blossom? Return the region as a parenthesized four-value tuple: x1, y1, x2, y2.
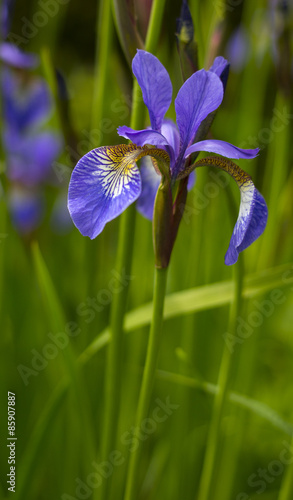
(2, 68, 63, 234)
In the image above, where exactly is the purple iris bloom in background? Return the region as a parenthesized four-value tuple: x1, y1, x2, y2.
(68, 50, 268, 265)
(2, 68, 62, 234)
(2, 69, 61, 187)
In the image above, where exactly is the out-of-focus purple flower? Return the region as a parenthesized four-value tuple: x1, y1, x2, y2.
(2, 69, 62, 187)
(8, 186, 44, 235)
(226, 27, 251, 73)
(2, 68, 63, 234)
(2, 68, 51, 134)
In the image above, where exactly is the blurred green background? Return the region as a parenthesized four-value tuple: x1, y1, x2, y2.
(1, 0, 293, 499)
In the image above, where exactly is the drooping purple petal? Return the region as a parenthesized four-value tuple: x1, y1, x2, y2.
(132, 50, 172, 131)
(225, 182, 268, 265)
(174, 69, 223, 166)
(68, 145, 143, 239)
(8, 186, 44, 234)
(187, 170, 196, 190)
(136, 156, 161, 220)
(0, 42, 38, 69)
(5, 131, 62, 186)
(209, 56, 230, 91)
(185, 139, 259, 160)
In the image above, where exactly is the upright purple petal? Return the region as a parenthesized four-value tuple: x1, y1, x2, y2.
(0, 42, 38, 69)
(68, 145, 143, 239)
(160, 119, 180, 159)
(225, 182, 268, 265)
(136, 156, 161, 220)
(209, 56, 230, 91)
(175, 69, 223, 163)
(185, 139, 259, 160)
(132, 50, 172, 131)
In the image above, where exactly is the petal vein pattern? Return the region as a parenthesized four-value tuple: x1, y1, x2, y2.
(68, 144, 170, 239)
(92, 145, 140, 199)
(68, 144, 144, 239)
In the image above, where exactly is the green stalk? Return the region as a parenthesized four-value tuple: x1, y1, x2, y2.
(123, 267, 168, 500)
(99, 1, 167, 499)
(197, 260, 243, 500)
(91, 0, 113, 131)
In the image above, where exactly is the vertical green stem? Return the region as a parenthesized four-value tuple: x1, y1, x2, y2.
(91, 0, 113, 131)
(197, 261, 243, 500)
(124, 267, 168, 500)
(99, 1, 167, 499)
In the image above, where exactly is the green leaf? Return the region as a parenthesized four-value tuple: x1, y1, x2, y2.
(112, 0, 144, 66)
(79, 262, 293, 364)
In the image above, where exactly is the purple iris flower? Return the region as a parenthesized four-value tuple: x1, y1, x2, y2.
(8, 186, 44, 235)
(2, 68, 62, 187)
(2, 68, 62, 233)
(68, 50, 268, 265)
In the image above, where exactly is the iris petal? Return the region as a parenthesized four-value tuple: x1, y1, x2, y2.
(185, 139, 259, 160)
(136, 156, 161, 220)
(225, 181, 268, 265)
(117, 125, 171, 148)
(190, 156, 268, 264)
(132, 50, 172, 131)
(209, 56, 230, 90)
(175, 69, 223, 158)
(68, 145, 143, 239)
(160, 119, 180, 159)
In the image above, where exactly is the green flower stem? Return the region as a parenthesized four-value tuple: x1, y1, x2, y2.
(197, 260, 243, 500)
(124, 267, 168, 500)
(99, 2, 167, 499)
(144, 0, 166, 54)
(91, 0, 113, 131)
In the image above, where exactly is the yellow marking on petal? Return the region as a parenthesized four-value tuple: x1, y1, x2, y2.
(94, 144, 170, 199)
(178, 155, 252, 187)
